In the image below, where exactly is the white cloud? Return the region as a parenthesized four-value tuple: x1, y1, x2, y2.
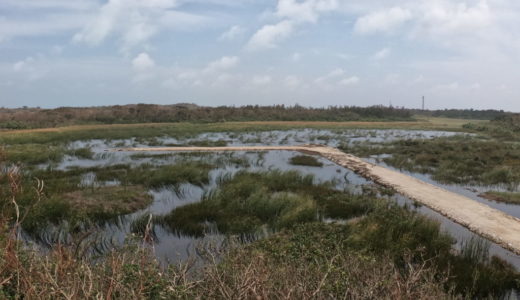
(315, 68, 344, 83)
(252, 75, 272, 86)
(203, 56, 239, 74)
(13, 57, 34, 72)
(219, 25, 245, 41)
(434, 82, 460, 91)
(276, 0, 338, 23)
(412, 75, 425, 85)
(384, 73, 400, 85)
(315, 68, 358, 88)
(246, 20, 294, 50)
(291, 52, 302, 62)
(354, 7, 412, 35)
(211, 73, 235, 87)
(73, 0, 129, 46)
(0, 13, 89, 42)
(73, 0, 208, 51)
(10, 56, 47, 80)
(339, 76, 360, 86)
(373, 47, 391, 60)
(247, 0, 338, 51)
(470, 82, 481, 90)
(132, 52, 155, 70)
(418, 1, 492, 37)
(336, 53, 353, 60)
(284, 75, 301, 88)
(0, 0, 97, 11)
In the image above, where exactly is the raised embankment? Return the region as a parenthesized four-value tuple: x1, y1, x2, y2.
(113, 145, 520, 255)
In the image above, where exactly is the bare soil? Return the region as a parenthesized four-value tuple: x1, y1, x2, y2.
(114, 145, 520, 255)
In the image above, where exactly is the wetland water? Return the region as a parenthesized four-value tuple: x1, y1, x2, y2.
(26, 129, 520, 268)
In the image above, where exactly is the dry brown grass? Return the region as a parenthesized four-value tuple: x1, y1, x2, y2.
(199, 248, 455, 300)
(63, 185, 153, 216)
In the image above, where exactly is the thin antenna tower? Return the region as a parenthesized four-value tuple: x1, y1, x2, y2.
(422, 96, 425, 110)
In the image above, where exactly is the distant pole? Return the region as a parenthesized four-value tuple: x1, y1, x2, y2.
(422, 96, 425, 110)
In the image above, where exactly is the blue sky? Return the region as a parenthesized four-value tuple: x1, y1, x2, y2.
(1, 0, 520, 111)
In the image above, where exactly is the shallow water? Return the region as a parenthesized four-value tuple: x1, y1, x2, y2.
(27, 129, 520, 269)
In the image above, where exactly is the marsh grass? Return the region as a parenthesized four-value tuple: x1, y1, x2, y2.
(162, 170, 382, 237)
(4, 144, 66, 164)
(3, 144, 95, 166)
(479, 191, 520, 204)
(289, 154, 324, 167)
(12, 160, 214, 234)
(64, 161, 214, 190)
(66, 147, 94, 159)
(343, 135, 520, 188)
(345, 204, 519, 297)
(0, 119, 471, 146)
(21, 185, 152, 235)
(1, 154, 519, 299)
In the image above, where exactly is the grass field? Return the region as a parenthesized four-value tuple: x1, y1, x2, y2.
(0, 117, 485, 145)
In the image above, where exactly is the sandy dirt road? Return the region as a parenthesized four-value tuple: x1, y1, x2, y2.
(113, 145, 520, 255)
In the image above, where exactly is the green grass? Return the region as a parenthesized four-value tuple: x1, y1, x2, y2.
(479, 191, 520, 204)
(342, 135, 520, 188)
(0, 119, 477, 146)
(9, 160, 216, 234)
(2, 159, 519, 298)
(289, 154, 323, 167)
(66, 147, 94, 159)
(161, 170, 383, 236)
(21, 185, 153, 234)
(3, 144, 66, 164)
(2, 144, 95, 165)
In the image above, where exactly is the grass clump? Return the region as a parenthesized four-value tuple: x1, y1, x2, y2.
(188, 139, 228, 147)
(66, 147, 94, 159)
(63, 185, 152, 217)
(479, 191, 520, 204)
(289, 154, 323, 167)
(11, 161, 214, 234)
(4, 143, 66, 165)
(104, 162, 213, 189)
(22, 185, 152, 233)
(162, 170, 380, 236)
(162, 171, 318, 236)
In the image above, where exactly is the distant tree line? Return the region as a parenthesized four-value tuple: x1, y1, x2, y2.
(0, 104, 514, 129)
(0, 104, 413, 129)
(408, 108, 509, 120)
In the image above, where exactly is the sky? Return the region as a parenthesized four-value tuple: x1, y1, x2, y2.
(1, 0, 520, 111)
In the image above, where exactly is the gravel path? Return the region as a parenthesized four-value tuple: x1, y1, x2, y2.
(114, 145, 520, 255)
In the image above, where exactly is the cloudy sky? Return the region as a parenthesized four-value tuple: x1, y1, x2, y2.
(1, 0, 519, 111)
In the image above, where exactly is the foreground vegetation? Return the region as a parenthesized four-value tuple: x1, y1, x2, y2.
(1, 164, 519, 299)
